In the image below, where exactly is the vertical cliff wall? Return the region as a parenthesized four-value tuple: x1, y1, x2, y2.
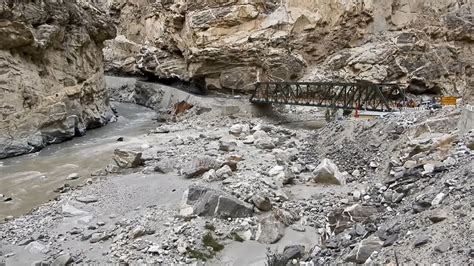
(103, 0, 472, 97)
(0, 0, 117, 158)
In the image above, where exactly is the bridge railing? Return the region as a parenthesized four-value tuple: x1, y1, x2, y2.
(250, 81, 406, 112)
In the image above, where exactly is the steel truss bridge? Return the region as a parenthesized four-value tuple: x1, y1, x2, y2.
(250, 81, 407, 112)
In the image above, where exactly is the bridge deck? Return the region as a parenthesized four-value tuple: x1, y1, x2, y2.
(250, 81, 406, 112)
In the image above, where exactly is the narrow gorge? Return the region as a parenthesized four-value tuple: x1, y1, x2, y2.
(0, 1, 473, 265)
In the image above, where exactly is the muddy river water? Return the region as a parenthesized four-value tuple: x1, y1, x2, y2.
(0, 103, 157, 220)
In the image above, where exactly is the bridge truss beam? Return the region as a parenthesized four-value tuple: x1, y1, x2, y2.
(250, 81, 406, 112)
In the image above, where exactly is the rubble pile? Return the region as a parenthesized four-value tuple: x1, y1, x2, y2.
(0, 105, 472, 264)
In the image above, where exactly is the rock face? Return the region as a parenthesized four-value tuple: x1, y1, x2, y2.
(101, 0, 471, 98)
(0, 0, 116, 159)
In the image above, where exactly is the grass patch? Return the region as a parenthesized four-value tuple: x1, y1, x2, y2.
(188, 249, 212, 261)
(204, 223, 216, 231)
(202, 232, 224, 252)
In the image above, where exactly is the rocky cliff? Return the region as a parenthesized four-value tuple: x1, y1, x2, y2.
(103, 0, 473, 98)
(0, 0, 116, 158)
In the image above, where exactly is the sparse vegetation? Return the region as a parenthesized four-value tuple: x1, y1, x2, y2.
(204, 222, 216, 231)
(188, 249, 212, 261)
(202, 232, 224, 252)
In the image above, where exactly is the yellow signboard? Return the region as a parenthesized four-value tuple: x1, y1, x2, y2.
(441, 96, 456, 106)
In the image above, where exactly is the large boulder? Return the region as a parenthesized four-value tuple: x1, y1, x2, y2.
(0, 0, 116, 159)
(327, 204, 377, 234)
(180, 186, 253, 218)
(312, 159, 346, 185)
(256, 214, 286, 244)
(182, 156, 221, 178)
(113, 149, 143, 168)
(219, 136, 237, 152)
(345, 236, 383, 264)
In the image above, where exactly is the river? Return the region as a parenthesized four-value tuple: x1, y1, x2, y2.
(0, 103, 157, 220)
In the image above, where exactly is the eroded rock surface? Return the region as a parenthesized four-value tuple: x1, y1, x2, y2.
(101, 0, 472, 97)
(0, 0, 116, 158)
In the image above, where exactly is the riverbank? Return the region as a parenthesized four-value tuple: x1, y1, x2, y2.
(0, 103, 157, 219)
(1, 85, 472, 265)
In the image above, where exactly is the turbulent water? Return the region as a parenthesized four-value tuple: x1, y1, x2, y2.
(0, 103, 157, 219)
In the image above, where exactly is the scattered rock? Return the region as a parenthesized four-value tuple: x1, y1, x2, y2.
(256, 215, 285, 244)
(254, 137, 276, 150)
(328, 204, 377, 234)
(90, 233, 106, 243)
(153, 126, 170, 134)
(403, 160, 417, 169)
(413, 200, 431, 213)
(369, 161, 378, 168)
(202, 169, 218, 182)
(414, 235, 430, 247)
(274, 208, 299, 226)
(268, 165, 285, 176)
(182, 156, 220, 178)
(352, 169, 361, 177)
(52, 253, 72, 266)
(353, 223, 367, 237)
(431, 192, 446, 206)
(91, 169, 107, 176)
(243, 135, 255, 144)
(180, 186, 253, 218)
(75, 196, 98, 204)
(148, 245, 162, 254)
(215, 165, 232, 179)
(352, 190, 361, 201)
(229, 124, 243, 136)
(18, 238, 34, 246)
(129, 226, 146, 239)
(32, 261, 50, 266)
(66, 173, 80, 180)
(422, 163, 436, 175)
(62, 203, 88, 217)
(442, 157, 456, 167)
(174, 101, 193, 115)
(25, 241, 49, 254)
(219, 137, 237, 152)
(312, 158, 345, 185)
(105, 164, 121, 174)
(251, 194, 272, 211)
(429, 210, 448, 223)
(222, 160, 238, 171)
(345, 236, 383, 264)
(1, 195, 13, 202)
(275, 245, 305, 265)
(154, 159, 175, 174)
(113, 149, 143, 168)
(382, 234, 399, 247)
(434, 240, 451, 253)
